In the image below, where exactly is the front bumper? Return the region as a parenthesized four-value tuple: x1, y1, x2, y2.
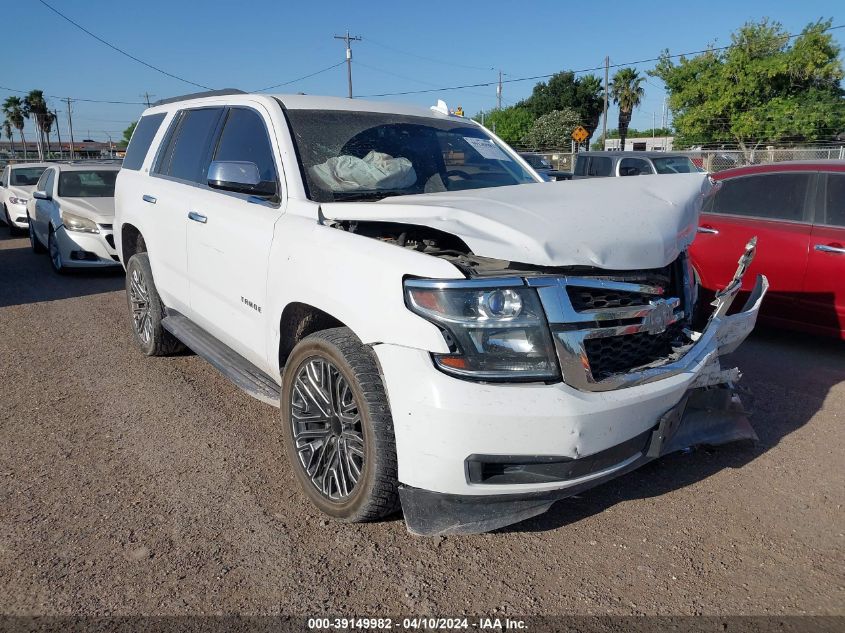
(399, 384, 755, 535)
(54, 225, 120, 268)
(7, 202, 29, 228)
(375, 249, 767, 534)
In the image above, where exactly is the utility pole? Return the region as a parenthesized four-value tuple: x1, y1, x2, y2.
(140, 92, 155, 108)
(496, 70, 503, 110)
(33, 113, 44, 161)
(602, 56, 609, 151)
(334, 30, 361, 99)
(54, 109, 63, 159)
(66, 97, 75, 160)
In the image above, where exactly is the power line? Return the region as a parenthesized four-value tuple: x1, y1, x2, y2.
(357, 23, 845, 98)
(0, 85, 145, 105)
(36, 0, 213, 90)
(362, 37, 495, 72)
(255, 61, 346, 93)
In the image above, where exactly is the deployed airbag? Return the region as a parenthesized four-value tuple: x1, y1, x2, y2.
(310, 151, 417, 192)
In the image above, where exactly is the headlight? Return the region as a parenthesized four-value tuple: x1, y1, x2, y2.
(405, 279, 559, 381)
(9, 196, 28, 205)
(61, 211, 100, 233)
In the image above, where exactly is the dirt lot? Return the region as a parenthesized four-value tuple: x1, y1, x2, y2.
(0, 231, 843, 618)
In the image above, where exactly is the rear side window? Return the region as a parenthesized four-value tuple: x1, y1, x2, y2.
(122, 113, 166, 170)
(155, 107, 224, 183)
(587, 156, 612, 177)
(711, 173, 811, 222)
(619, 157, 653, 176)
(35, 168, 51, 191)
(212, 108, 277, 184)
(574, 155, 587, 176)
(44, 170, 55, 195)
(824, 174, 845, 227)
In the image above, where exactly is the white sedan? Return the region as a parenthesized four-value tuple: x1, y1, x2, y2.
(1, 162, 49, 234)
(28, 163, 121, 272)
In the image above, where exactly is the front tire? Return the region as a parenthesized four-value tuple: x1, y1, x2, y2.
(47, 228, 65, 273)
(4, 206, 19, 236)
(281, 327, 399, 522)
(125, 252, 183, 356)
(29, 215, 45, 253)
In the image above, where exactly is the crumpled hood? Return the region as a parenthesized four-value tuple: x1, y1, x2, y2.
(60, 197, 115, 223)
(321, 173, 711, 269)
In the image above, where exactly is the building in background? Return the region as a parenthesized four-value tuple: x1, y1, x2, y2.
(0, 140, 124, 160)
(605, 136, 674, 151)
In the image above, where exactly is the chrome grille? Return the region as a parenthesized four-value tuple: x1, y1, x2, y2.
(584, 322, 684, 381)
(527, 257, 692, 391)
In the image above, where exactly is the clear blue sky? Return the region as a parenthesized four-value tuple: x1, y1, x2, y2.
(3, 0, 842, 142)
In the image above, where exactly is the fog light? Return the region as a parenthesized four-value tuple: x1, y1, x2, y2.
(70, 250, 98, 261)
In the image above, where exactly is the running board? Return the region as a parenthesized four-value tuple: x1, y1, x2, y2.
(162, 312, 281, 407)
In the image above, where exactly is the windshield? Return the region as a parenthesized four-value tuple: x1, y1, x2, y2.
(652, 156, 700, 174)
(11, 167, 47, 186)
(58, 170, 117, 198)
(520, 154, 551, 169)
(285, 110, 538, 202)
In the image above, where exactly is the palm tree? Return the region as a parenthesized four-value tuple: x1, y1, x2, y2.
(41, 110, 56, 158)
(609, 68, 645, 151)
(23, 90, 50, 160)
(2, 119, 15, 157)
(2, 97, 27, 159)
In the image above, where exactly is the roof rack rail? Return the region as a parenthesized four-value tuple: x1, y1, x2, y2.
(152, 89, 247, 107)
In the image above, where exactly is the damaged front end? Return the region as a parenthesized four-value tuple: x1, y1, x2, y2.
(399, 240, 768, 536)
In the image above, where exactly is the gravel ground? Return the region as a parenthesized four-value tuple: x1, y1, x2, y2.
(0, 231, 843, 617)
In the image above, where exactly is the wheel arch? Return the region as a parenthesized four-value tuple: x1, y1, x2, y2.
(278, 301, 349, 369)
(120, 223, 146, 265)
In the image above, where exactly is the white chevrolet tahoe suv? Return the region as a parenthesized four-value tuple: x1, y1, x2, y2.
(114, 89, 768, 535)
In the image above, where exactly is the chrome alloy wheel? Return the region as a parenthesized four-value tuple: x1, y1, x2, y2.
(129, 267, 153, 344)
(290, 358, 365, 500)
(48, 231, 63, 271)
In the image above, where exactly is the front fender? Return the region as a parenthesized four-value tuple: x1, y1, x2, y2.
(266, 213, 462, 375)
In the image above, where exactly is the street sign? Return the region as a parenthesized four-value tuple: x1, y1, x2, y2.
(572, 126, 589, 143)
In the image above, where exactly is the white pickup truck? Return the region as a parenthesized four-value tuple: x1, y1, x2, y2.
(114, 90, 767, 535)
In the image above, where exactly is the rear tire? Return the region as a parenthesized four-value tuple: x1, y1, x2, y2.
(281, 327, 399, 522)
(125, 252, 183, 356)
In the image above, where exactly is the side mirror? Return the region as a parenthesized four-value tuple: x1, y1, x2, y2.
(33, 190, 51, 200)
(207, 161, 276, 196)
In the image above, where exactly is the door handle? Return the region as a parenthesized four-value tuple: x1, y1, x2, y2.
(697, 226, 719, 235)
(815, 244, 845, 254)
(142, 194, 156, 204)
(188, 211, 207, 224)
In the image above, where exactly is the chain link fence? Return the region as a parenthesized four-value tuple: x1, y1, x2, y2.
(673, 147, 845, 172)
(518, 146, 845, 174)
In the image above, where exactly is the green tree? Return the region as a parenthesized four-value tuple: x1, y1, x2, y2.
(521, 108, 581, 149)
(2, 119, 15, 157)
(609, 68, 645, 151)
(2, 97, 27, 160)
(650, 19, 845, 151)
(122, 121, 137, 147)
(519, 71, 604, 143)
(473, 107, 533, 144)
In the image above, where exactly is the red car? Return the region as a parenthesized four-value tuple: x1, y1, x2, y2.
(691, 160, 845, 339)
